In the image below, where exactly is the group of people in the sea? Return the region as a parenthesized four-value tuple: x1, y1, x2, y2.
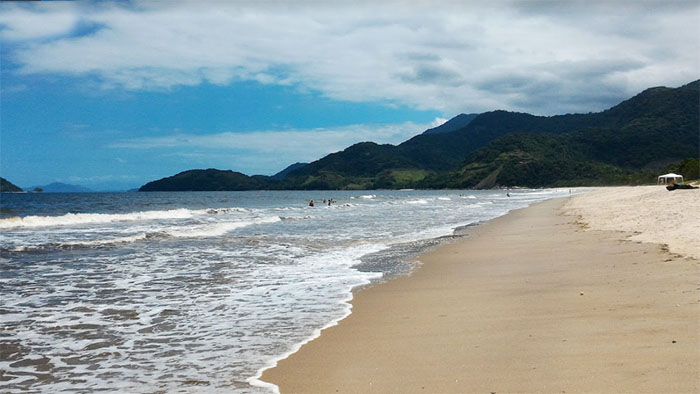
(308, 198, 336, 207)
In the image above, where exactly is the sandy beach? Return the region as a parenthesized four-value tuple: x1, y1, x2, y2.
(262, 187, 700, 393)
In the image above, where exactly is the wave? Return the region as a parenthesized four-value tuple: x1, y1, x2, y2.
(206, 207, 251, 215)
(0, 209, 199, 229)
(0, 206, 269, 229)
(2, 216, 282, 252)
(279, 215, 312, 221)
(4, 233, 166, 252)
(168, 216, 281, 238)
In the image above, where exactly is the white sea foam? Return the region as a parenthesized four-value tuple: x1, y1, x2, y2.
(248, 245, 383, 394)
(6, 233, 152, 251)
(168, 216, 281, 238)
(0, 208, 198, 229)
(2, 216, 282, 252)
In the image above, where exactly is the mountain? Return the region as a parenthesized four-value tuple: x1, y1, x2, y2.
(424, 80, 700, 188)
(139, 80, 699, 191)
(421, 133, 632, 189)
(278, 114, 487, 188)
(282, 80, 698, 188)
(421, 113, 479, 135)
(0, 177, 23, 193)
(29, 182, 93, 193)
(272, 162, 308, 180)
(139, 169, 272, 191)
(280, 142, 423, 189)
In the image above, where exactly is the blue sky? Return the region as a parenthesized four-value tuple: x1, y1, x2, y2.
(1, 1, 698, 190)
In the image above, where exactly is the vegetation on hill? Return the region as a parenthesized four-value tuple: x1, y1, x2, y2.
(665, 158, 700, 182)
(139, 169, 270, 191)
(422, 133, 643, 188)
(0, 177, 23, 193)
(271, 162, 308, 180)
(139, 80, 699, 191)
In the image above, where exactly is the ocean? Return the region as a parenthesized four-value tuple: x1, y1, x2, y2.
(0, 189, 571, 393)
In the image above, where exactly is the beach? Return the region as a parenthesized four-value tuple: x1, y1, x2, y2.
(262, 187, 700, 393)
(2, 189, 568, 393)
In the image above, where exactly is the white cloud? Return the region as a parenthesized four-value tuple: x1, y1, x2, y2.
(2, 1, 698, 114)
(110, 121, 435, 175)
(430, 117, 448, 128)
(0, 3, 79, 41)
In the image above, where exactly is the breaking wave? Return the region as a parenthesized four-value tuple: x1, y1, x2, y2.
(0, 209, 199, 229)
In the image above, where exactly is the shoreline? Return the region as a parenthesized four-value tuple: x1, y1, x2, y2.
(247, 273, 374, 393)
(261, 190, 700, 393)
(249, 192, 556, 392)
(248, 193, 552, 392)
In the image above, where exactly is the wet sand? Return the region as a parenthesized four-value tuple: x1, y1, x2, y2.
(262, 192, 700, 393)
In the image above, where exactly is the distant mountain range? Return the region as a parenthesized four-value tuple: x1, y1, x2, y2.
(132, 79, 697, 190)
(0, 180, 94, 193)
(29, 182, 93, 193)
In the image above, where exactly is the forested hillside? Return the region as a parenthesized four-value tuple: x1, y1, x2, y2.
(140, 80, 699, 191)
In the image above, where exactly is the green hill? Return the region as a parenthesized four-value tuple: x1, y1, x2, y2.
(0, 177, 23, 193)
(428, 80, 700, 188)
(271, 162, 308, 180)
(280, 142, 422, 189)
(282, 79, 698, 189)
(139, 169, 274, 191)
(422, 133, 633, 189)
(139, 80, 699, 191)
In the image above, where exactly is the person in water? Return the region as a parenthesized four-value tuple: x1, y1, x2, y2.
(309, 200, 314, 207)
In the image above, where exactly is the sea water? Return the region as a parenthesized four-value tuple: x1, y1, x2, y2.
(0, 189, 571, 393)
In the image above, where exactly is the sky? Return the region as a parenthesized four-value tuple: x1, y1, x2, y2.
(1, 1, 698, 190)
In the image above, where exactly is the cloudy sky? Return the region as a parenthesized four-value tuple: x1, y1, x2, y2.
(1, 1, 698, 190)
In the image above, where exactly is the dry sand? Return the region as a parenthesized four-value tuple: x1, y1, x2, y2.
(262, 188, 700, 393)
(563, 185, 700, 261)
